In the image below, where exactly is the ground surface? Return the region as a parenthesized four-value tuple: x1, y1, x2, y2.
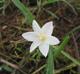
(0, 0, 80, 74)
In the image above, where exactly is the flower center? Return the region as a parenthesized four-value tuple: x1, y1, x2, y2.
(38, 33, 47, 42)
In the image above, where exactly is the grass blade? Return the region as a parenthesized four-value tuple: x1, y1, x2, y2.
(12, 0, 35, 24)
(61, 51, 80, 66)
(53, 36, 70, 58)
(42, 0, 58, 6)
(47, 0, 58, 3)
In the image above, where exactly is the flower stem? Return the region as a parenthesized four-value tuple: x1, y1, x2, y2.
(46, 46, 55, 74)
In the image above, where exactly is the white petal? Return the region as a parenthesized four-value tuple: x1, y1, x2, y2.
(42, 21, 54, 35)
(22, 32, 37, 41)
(30, 41, 40, 52)
(47, 36, 60, 45)
(39, 43, 49, 57)
(32, 20, 41, 32)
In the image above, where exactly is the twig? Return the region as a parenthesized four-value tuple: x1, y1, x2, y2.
(72, 33, 79, 59)
(55, 63, 76, 73)
(32, 64, 46, 74)
(32, 63, 77, 74)
(72, 33, 80, 73)
(67, 25, 80, 35)
(0, 52, 27, 74)
(0, 58, 27, 74)
(0, 58, 19, 69)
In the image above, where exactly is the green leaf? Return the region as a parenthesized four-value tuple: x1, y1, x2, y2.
(61, 51, 80, 66)
(0, 0, 4, 3)
(46, 46, 55, 74)
(2, 64, 13, 72)
(12, 0, 35, 24)
(53, 35, 70, 58)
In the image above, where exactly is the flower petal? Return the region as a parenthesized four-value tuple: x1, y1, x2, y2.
(22, 32, 37, 41)
(42, 21, 54, 35)
(30, 41, 40, 52)
(47, 36, 60, 45)
(39, 43, 49, 57)
(32, 20, 41, 32)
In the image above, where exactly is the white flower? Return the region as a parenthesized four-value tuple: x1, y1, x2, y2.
(22, 20, 60, 57)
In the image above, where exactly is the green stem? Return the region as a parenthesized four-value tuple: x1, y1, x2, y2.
(46, 46, 55, 74)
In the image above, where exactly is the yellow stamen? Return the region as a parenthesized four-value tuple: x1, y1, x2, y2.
(38, 33, 47, 42)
